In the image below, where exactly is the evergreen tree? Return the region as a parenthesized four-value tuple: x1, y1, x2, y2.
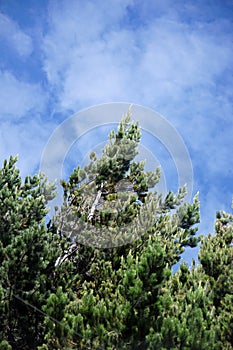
(0, 156, 71, 349)
(40, 111, 201, 349)
(1, 113, 232, 349)
(198, 210, 233, 349)
(146, 210, 233, 350)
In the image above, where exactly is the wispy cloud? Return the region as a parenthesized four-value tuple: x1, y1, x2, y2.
(0, 12, 33, 57)
(42, 1, 232, 112)
(0, 116, 55, 177)
(0, 70, 46, 119)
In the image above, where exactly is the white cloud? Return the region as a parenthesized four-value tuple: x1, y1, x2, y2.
(0, 12, 33, 57)
(43, 0, 133, 83)
(0, 71, 50, 177)
(42, 1, 232, 113)
(135, 17, 232, 105)
(0, 115, 56, 178)
(0, 71, 46, 119)
(43, 0, 138, 108)
(41, 2, 233, 212)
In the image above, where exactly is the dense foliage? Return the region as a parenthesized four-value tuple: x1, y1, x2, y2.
(0, 114, 232, 349)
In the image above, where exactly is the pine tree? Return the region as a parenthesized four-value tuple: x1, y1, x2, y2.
(198, 210, 233, 349)
(40, 111, 200, 349)
(146, 210, 233, 350)
(1, 113, 231, 349)
(0, 156, 63, 349)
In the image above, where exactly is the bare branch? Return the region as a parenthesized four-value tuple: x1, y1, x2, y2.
(87, 182, 104, 222)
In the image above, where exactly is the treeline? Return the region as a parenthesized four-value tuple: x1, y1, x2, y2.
(0, 115, 232, 349)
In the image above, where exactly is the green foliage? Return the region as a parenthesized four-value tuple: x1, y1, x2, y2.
(147, 210, 233, 350)
(0, 340, 12, 350)
(147, 263, 217, 349)
(0, 156, 69, 349)
(0, 114, 232, 349)
(198, 211, 233, 349)
(43, 111, 201, 348)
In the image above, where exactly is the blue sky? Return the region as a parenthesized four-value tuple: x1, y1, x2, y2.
(0, 0, 232, 259)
